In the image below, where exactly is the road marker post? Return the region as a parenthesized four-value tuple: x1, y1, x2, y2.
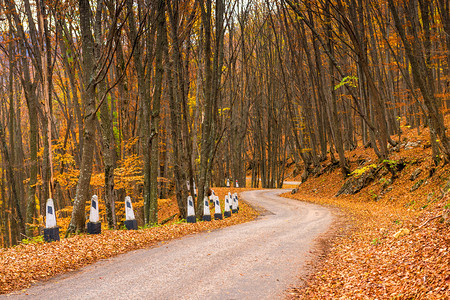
(87, 195, 101, 234)
(209, 189, 215, 204)
(187, 196, 196, 223)
(202, 196, 211, 221)
(232, 193, 238, 213)
(193, 181, 197, 197)
(214, 196, 223, 220)
(224, 195, 231, 218)
(44, 199, 60, 242)
(124, 196, 138, 230)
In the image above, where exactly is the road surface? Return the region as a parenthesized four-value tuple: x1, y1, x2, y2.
(244, 176, 301, 187)
(282, 180, 302, 186)
(5, 189, 332, 300)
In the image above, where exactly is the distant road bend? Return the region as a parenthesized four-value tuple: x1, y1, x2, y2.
(6, 189, 332, 300)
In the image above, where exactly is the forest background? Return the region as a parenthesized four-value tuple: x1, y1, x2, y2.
(0, 0, 448, 247)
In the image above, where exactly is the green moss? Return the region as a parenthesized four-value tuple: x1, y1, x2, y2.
(350, 164, 378, 178)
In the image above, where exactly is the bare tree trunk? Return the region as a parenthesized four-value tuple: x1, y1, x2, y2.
(98, 78, 117, 228)
(148, 0, 166, 224)
(66, 0, 99, 235)
(37, 0, 55, 213)
(166, 60, 187, 218)
(197, 0, 224, 215)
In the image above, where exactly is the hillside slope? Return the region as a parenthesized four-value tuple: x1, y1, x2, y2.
(284, 126, 450, 299)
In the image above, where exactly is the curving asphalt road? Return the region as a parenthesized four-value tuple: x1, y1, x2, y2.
(4, 189, 332, 300)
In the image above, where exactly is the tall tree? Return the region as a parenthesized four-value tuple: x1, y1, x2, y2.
(66, 0, 102, 234)
(197, 0, 224, 214)
(148, 0, 166, 225)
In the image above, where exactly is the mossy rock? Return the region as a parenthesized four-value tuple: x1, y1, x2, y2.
(410, 179, 425, 192)
(336, 165, 381, 196)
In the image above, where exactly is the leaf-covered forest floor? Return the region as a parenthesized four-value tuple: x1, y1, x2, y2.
(0, 188, 258, 294)
(284, 125, 450, 299)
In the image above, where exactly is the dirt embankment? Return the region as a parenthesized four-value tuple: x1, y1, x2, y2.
(283, 127, 450, 299)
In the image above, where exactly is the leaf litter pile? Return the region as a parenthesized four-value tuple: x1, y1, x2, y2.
(0, 188, 258, 294)
(284, 125, 450, 299)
